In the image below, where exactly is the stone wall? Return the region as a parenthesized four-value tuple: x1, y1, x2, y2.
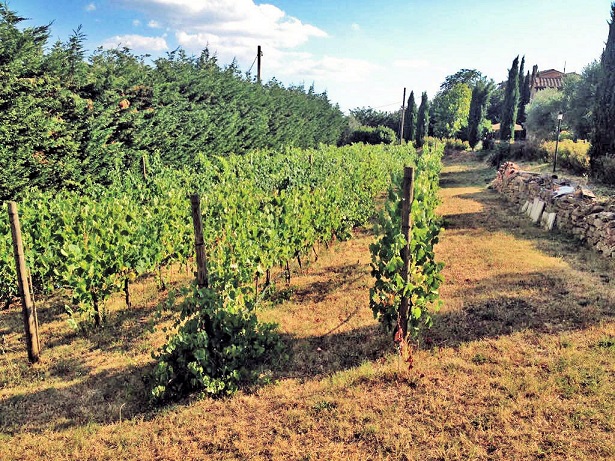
(491, 162, 615, 258)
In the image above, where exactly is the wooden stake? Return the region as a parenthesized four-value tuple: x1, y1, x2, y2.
(7, 202, 40, 363)
(190, 194, 208, 288)
(398, 167, 414, 340)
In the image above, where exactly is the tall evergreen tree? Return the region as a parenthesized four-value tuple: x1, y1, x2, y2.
(589, 3, 615, 181)
(467, 80, 494, 149)
(518, 71, 531, 125)
(500, 56, 520, 141)
(516, 56, 530, 127)
(416, 92, 429, 147)
(403, 91, 417, 143)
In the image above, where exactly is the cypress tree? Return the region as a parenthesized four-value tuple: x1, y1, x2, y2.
(517, 56, 530, 126)
(416, 92, 429, 147)
(403, 91, 417, 143)
(518, 71, 531, 125)
(589, 3, 615, 181)
(500, 56, 520, 141)
(467, 81, 493, 149)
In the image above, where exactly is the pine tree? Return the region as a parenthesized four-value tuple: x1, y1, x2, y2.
(403, 91, 417, 143)
(416, 92, 429, 147)
(500, 56, 520, 141)
(589, 3, 615, 181)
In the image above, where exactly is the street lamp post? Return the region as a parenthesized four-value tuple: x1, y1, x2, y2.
(553, 112, 563, 174)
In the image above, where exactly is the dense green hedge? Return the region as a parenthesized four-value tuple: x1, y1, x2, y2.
(0, 7, 346, 201)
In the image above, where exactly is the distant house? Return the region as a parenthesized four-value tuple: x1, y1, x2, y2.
(530, 69, 579, 99)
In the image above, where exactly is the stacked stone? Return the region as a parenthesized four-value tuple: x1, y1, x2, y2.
(491, 162, 615, 258)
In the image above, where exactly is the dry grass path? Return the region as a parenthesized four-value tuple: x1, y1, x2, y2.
(0, 152, 613, 460)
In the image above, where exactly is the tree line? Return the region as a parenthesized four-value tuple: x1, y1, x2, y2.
(0, 6, 347, 201)
(354, 3, 615, 183)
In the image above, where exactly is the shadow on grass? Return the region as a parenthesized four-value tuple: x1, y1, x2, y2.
(428, 269, 614, 348)
(0, 362, 158, 436)
(432, 155, 615, 347)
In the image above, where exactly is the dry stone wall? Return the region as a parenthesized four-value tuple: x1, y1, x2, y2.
(491, 162, 615, 258)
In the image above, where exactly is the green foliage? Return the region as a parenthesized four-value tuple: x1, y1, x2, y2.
(525, 88, 565, 142)
(416, 92, 429, 148)
(487, 86, 504, 124)
(563, 61, 600, 141)
(349, 107, 400, 133)
(0, 7, 347, 201)
(501, 56, 520, 141)
(345, 125, 396, 145)
(543, 140, 590, 174)
(369, 142, 444, 340)
(151, 285, 283, 400)
(439, 69, 485, 92)
(467, 80, 494, 149)
(0, 144, 420, 399)
(442, 138, 471, 151)
(590, 4, 615, 183)
(517, 56, 529, 127)
(403, 91, 417, 143)
(431, 83, 472, 139)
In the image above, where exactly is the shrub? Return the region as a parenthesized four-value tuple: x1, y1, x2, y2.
(346, 125, 396, 145)
(587, 155, 615, 184)
(151, 286, 283, 401)
(487, 141, 547, 166)
(443, 137, 471, 151)
(543, 139, 590, 175)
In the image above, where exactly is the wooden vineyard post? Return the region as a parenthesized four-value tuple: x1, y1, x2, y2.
(190, 194, 208, 288)
(7, 202, 40, 363)
(398, 167, 415, 340)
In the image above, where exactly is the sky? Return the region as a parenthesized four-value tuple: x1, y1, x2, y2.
(13, 0, 614, 112)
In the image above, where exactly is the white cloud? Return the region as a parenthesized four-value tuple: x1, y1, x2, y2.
(148, 20, 162, 28)
(101, 34, 169, 52)
(133, 19, 142, 27)
(393, 59, 431, 70)
(275, 55, 381, 85)
(351, 23, 360, 31)
(85, 2, 96, 11)
(118, 0, 327, 63)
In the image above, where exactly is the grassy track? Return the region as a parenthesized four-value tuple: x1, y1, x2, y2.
(1, 151, 614, 460)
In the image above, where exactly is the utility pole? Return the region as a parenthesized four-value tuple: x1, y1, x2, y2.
(399, 87, 407, 144)
(257, 45, 263, 83)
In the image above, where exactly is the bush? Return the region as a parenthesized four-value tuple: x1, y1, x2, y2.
(423, 136, 470, 151)
(445, 138, 471, 151)
(543, 139, 590, 174)
(487, 141, 547, 166)
(151, 286, 283, 401)
(346, 125, 396, 145)
(592, 156, 615, 184)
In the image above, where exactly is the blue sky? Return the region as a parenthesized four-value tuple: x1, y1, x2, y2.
(14, 0, 613, 112)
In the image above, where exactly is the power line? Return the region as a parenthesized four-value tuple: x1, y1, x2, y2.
(368, 101, 401, 110)
(247, 55, 258, 74)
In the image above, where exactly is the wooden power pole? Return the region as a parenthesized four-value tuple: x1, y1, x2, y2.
(399, 87, 407, 144)
(257, 45, 263, 83)
(7, 202, 40, 363)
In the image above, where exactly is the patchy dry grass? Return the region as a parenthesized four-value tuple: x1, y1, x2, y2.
(1, 150, 614, 460)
